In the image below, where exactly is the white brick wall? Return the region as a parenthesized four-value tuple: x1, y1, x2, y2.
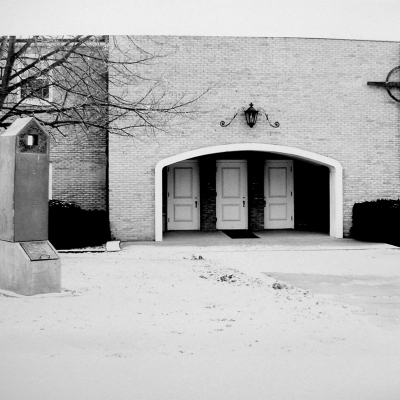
(109, 36, 400, 241)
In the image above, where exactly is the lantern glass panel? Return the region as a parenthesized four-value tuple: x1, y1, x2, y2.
(245, 105, 258, 127)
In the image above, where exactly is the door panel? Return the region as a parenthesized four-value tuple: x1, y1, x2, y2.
(174, 204, 193, 221)
(269, 167, 288, 197)
(174, 168, 193, 198)
(269, 203, 288, 220)
(264, 161, 294, 229)
(167, 161, 200, 230)
(222, 168, 241, 197)
(216, 160, 248, 230)
(222, 204, 241, 221)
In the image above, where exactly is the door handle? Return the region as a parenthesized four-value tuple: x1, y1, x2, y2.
(195, 201, 198, 208)
(243, 200, 245, 207)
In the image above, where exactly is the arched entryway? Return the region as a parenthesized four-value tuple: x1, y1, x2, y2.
(155, 144, 343, 241)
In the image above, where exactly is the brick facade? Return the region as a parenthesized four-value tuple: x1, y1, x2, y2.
(50, 127, 108, 211)
(108, 36, 400, 241)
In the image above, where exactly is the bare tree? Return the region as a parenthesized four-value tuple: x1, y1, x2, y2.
(0, 35, 210, 137)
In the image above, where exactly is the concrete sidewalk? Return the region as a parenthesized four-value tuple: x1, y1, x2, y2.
(127, 230, 395, 250)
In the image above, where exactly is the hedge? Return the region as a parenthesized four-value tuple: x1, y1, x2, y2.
(351, 199, 400, 247)
(48, 200, 111, 250)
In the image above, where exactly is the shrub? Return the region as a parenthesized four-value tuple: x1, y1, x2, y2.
(351, 199, 400, 246)
(48, 200, 111, 250)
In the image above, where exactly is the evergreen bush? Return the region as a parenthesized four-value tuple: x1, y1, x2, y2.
(351, 199, 400, 246)
(48, 200, 111, 249)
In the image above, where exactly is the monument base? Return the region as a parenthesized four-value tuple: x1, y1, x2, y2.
(0, 240, 61, 296)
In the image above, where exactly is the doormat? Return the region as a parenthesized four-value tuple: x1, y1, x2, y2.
(222, 230, 260, 239)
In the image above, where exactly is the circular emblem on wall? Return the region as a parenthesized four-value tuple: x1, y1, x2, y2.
(385, 66, 400, 103)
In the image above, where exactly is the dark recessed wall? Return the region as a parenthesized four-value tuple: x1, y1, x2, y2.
(294, 161, 330, 233)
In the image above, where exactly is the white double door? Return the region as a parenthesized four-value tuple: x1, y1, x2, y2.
(264, 160, 294, 229)
(167, 161, 200, 230)
(216, 160, 248, 230)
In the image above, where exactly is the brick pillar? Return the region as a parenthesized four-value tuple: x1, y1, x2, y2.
(200, 157, 217, 231)
(248, 158, 264, 230)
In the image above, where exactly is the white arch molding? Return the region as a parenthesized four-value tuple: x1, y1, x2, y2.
(154, 143, 343, 241)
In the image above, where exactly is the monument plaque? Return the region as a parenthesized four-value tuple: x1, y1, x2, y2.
(20, 241, 58, 261)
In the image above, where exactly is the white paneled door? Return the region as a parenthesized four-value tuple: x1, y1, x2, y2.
(167, 161, 200, 230)
(264, 161, 294, 229)
(216, 160, 248, 230)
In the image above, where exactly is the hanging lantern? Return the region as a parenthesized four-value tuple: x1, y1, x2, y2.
(244, 103, 259, 128)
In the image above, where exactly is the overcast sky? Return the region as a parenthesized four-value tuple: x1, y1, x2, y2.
(2, 0, 400, 42)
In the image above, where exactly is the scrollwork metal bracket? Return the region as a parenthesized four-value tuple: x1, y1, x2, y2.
(220, 107, 246, 128)
(258, 108, 280, 128)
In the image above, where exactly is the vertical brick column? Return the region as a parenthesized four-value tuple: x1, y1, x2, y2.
(200, 157, 217, 231)
(248, 157, 265, 231)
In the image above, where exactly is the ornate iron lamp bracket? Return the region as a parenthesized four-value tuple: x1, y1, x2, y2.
(220, 107, 246, 128)
(259, 108, 280, 128)
(220, 103, 280, 128)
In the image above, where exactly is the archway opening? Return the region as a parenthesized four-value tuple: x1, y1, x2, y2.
(155, 144, 342, 241)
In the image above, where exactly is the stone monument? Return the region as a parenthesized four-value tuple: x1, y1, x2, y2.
(0, 118, 61, 295)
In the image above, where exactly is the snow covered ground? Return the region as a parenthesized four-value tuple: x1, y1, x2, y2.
(1, 244, 400, 400)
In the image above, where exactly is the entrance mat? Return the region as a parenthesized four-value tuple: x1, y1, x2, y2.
(222, 230, 260, 239)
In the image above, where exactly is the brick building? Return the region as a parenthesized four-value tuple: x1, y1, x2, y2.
(40, 36, 398, 242)
(103, 36, 400, 242)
